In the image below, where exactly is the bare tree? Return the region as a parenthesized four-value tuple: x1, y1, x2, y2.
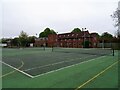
(111, 2, 120, 39)
(111, 1, 120, 50)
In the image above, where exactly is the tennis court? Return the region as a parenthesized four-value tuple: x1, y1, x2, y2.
(1, 47, 119, 88)
(1, 47, 114, 78)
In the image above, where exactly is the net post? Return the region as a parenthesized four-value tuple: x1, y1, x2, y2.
(43, 46, 45, 51)
(43, 43, 46, 51)
(112, 49, 114, 56)
(52, 46, 53, 52)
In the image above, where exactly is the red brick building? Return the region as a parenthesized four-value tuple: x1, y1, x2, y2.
(35, 31, 98, 48)
(34, 37, 48, 47)
(48, 34, 58, 47)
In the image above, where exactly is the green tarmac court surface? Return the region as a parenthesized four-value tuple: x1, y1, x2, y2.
(1, 48, 119, 88)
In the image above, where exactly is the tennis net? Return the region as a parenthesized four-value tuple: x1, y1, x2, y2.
(52, 47, 114, 56)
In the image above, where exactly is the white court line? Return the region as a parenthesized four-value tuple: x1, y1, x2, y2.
(2, 54, 114, 78)
(33, 55, 107, 78)
(0, 61, 34, 78)
(23, 57, 83, 71)
(0, 61, 24, 78)
(23, 55, 97, 72)
(1, 55, 92, 78)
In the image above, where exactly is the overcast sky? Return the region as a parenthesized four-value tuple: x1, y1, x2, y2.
(2, 0, 119, 38)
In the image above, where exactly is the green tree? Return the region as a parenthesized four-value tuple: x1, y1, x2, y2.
(28, 36, 36, 43)
(82, 41, 91, 48)
(11, 37, 19, 46)
(19, 31, 28, 47)
(51, 29, 57, 34)
(1, 38, 12, 43)
(39, 28, 56, 38)
(71, 28, 81, 33)
(100, 32, 113, 43)
(39, 32, 45, 37)
(101, 32, 113, 39)
(1, 38, 8, 43)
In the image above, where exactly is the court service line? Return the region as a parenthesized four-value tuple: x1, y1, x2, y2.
(0, 61, 24, 78)
(33, 55, 106, 78)
(0, 61, 34, 78)
(24, 55, 96, 72)
(75, 60, 119, 90)
(23, 57, 83, 71)
(23, 55, 96, 71)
